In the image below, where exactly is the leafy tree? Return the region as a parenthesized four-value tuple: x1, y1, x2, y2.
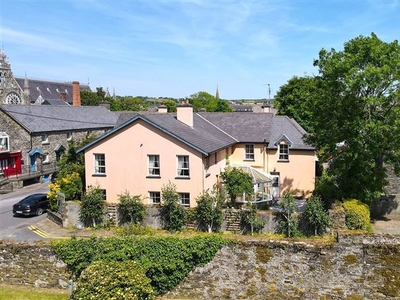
(111, 96, 148, 111)
(306, 33, 400, 204)
(240, 201, 266, 235)
(216, 99, 233, 112)
(194, 186, 224, 233)
(220, 167, 254, 207)
(161, 99, 177, 112)
(160, 181, 186, 232)
(275, 193, 299, 237)
(118, 191, 146, 225)
(303, 195, 331, 235)
(80, 90, 102, 106)
(274, 75, 322, 132)
(189, 91, 218, 112)
(80, 185, 106, 227)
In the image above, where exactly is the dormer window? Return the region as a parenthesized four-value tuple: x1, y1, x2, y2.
(275, 135, 292, 162)
(0, 132, 10, 152)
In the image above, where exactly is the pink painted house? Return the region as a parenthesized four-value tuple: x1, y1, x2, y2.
(78, 104, 316, 206)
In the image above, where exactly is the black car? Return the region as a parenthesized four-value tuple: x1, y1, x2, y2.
(13, 193, 49, 216)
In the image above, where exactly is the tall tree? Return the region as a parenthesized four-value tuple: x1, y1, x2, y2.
(307, 33, 400, 204)
(189, 91, 231, 112)
(274, 76, 321, 133)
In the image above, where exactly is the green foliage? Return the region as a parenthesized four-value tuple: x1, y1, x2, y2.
(189, 91, 232, 112)
(194, 187, 224, 232)
(117, 191, 146, 225)
(72, 260, 154, 300)
(313, 170, 340, 210)
(51, 235, 229, 295)
(342, 199, 371, 230)
(161, 99, 177, 112)
(240, 201, 266, 235)
(80, 186, 106, 227)
(220, 167, 254, 206)
(160, 182, 186, 232)
(80, 89, 104, 106)
(303, 195, 331, 235)
(306, 33, 400, 205)
(110, 96, 149, 111)
(275, 193, 300, 237)
(274, 75, 321, 133)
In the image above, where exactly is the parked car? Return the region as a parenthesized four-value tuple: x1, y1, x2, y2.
(12, 193, 49, 217)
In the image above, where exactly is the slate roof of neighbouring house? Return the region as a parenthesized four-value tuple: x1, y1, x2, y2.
(198, 112, 313, 150)
(0, 104, 119, 133)
(41, 99, 70, 106)
(14, 78, 91, 104)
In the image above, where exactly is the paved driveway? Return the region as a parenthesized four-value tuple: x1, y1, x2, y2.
(372, 214, 400, 234)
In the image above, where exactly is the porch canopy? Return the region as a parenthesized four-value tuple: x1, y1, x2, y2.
(233, 165, 274, 203)
(234, 165, 273, 184)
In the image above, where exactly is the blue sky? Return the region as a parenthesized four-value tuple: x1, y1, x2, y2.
(1, 0, 399, 100)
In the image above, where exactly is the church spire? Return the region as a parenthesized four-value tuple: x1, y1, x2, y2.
(216, 84, 219, 99)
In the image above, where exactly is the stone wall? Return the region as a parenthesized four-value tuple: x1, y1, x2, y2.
(1, 234, 399, 299)
(164, 233, 400, 300)
(0, 240, 71, 289)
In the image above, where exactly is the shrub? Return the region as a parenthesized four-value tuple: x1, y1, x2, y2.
(72, 260, 154, 300)
(343, 199, 371, 230)
(303, 195, 331, 236)
(195, 187, 224, 232)
(275, 192, 300, 237)
(80, 185, 106, 227)
(160, 182, 186, 232)
(118, 191, 146, 225)
(240, 201, 266, 235)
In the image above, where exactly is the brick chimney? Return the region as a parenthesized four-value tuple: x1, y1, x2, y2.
(72, 81, 81, 106)
(177, 104, 193, 127)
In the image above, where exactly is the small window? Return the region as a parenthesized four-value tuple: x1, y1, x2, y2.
(0, 132, 10, 152)
(177, 155, 190, 177)
(279, 144, 289, 161)
(94, 153, 106, 174)
(67, 132, 72, 140)
(149, 191, 161, 204)
(42, 153, 49, 164)
(179, 193, 190, 207)
(41, 134, 49, 144)
(148, 155, 160, 176)
(245, 144, 254, 160)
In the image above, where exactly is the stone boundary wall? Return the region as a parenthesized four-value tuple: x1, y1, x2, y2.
(1, 233, 399, 300)
(0, 241, 71, 289)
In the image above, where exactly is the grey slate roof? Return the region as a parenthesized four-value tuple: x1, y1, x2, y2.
(41, 99, 70, 106)
(79, 110, 313, 155)
(15, 78, 91, 104)
(199, 112, 313, 150)
(111, 112, 237, 154)
(1, 104, 119, 133)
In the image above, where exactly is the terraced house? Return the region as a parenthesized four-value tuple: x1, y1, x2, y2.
(78, 104, 316, 207)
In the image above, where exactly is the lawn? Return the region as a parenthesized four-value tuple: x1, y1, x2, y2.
(0, 284, 70, 300)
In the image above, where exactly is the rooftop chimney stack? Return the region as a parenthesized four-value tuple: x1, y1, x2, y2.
(72, 81, 81, 106)
(177, 103, 193, 127)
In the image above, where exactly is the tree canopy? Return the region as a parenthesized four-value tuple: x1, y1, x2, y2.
(189, 91, 232, 112)
(274, 33, 400, 204)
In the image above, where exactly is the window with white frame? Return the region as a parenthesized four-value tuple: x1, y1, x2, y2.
(279, 143, 289, 161)
(41, 134, 49, 144)
(179, 193, 190, 207)
(245, 144, 254, 160)
(149, 191, 161, 204)
(177, 155, 190, 177)
(94, 153, 106, 174)
(42, 153, 49, 164)
(148, 155, 160, 176)
(0, 132, 9, 152)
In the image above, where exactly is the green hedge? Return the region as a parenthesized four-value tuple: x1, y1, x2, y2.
(51, 235, 230, 295)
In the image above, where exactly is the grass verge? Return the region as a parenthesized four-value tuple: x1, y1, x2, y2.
(0, 284, 70, 300)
